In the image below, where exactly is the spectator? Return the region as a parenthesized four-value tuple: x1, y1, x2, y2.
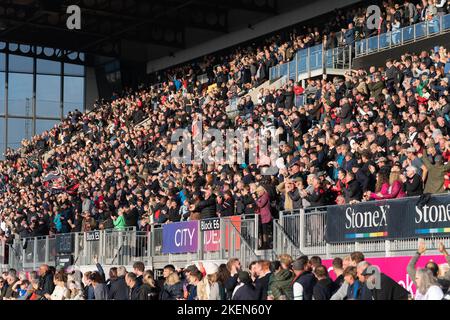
(44, 272, 69, 300)
(108, 266, 129, 300)
(267, 260, 293, 300)
(232, 271, 257, 300)
(357, 261, 409, 300)
(402, 165, 424, 196)
(36, 264, 55, 299)
(160, 271, 183, 300)
(254, 260, 271, 300)
(125, 272, 141, 300)
(89, 271, 108, 300)
(291, 259, 316, 300)
(415, 268, 444, 300)
(407, 241, 450, 292)
(343, 266, 372, 300)
(312, 265, 336, 300)
(133, 261, 145, 287)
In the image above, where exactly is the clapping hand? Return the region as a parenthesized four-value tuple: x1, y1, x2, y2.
(438, 242, 448, 256)
(418, 241, 426, 255)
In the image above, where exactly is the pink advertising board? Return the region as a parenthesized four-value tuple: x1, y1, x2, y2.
(323, 255, 449, 295)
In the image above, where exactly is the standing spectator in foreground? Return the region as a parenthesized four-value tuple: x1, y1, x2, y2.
(138, 270, 159, 300)
(224, 258, 241, 299)
(36, 264, 55, 299)
(254, 260, 271, 300)
(313, 265, 336, 300)
(89, 271, 109, 300)
(332, 257, 345, 288)
(232, 271, 257, 300)
(407, 241, 450, 292)
(108, 266, 128, 300)
(125, 272, 141, 300)
(415, 268, 444, 300)
(291, 259, 316, 300)
(267, 260, 294, 300)
(331, 251, 365, 300)
(133, 261, 145, 286)
(357, 261, 409, 300)
(343, 266, 372, 300)
(44, 272, 70, 300)
(160, 272, 183, 300)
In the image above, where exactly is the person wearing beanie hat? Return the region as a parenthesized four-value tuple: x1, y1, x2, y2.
(231, 271, 257, 300)
(197, 262, 222, 300)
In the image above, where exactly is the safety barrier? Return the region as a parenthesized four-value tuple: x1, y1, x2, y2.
(269, 44, 352, 82)
(275, 194, 450, 259)
(6, 215, 260, 271)
(355, 14, 450, 57)
(269, 13, 450, 83)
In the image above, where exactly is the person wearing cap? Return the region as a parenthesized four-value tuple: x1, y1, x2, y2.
(357, 261, 409, 300)
(197, 262, 223, 300)
(231, 271, 257, 300)
(291, 259, 316, 300)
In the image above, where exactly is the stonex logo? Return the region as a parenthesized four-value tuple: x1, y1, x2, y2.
(415, 204, 450, 223)
(345, 205, 389, 229)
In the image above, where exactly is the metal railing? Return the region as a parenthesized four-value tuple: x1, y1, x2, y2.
(269, 44, 352, 82)
(6, 215, 260, 271)
(274, 195, 450, 259)
(269, 14, 450, 83)
(355, 14, 450, 57)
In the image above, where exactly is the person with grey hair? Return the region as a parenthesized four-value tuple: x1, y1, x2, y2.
(414, 268, 444, 300)
(108, 266, 129, 300)
(402, 165, 423, 196)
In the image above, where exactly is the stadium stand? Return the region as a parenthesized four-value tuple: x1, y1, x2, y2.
(0, 0, 450, 301)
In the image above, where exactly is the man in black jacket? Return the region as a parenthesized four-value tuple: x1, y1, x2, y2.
(357, 261, 408, 300)
(232, 271, 258, 300)
(192, 187, 217, 219)
(36, 264, 55, 298)
(313, 265, 337, 300)
(292, 259, 316, 300)
(254, 260, 271, 300)
(125, 272, 141, 300)
(402, 166, 423, 196)
(108, 266, 129, 300)
(344, 172, 362, 203)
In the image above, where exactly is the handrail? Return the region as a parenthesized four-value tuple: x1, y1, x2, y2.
(269, 13, 450, 82)
(355, 14, 450, 57)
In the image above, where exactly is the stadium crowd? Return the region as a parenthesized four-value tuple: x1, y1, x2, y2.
(0, 0, 449, 252)
(1, 242, 449, 300)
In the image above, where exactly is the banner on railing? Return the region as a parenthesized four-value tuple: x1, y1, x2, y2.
(326, 194, 450, 243)
(203, 216, 241, 252)
(162, 221, 199, 254)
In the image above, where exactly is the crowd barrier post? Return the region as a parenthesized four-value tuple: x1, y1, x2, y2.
(44, 236, 49, 265)
(33, 238, 38, 271)
(295, 52, 299, 82)
(197, 220, 204, 261)
(385, 239, 392, 257)
(299, 208, 306, 253)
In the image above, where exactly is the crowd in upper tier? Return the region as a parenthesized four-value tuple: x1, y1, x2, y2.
(0, 1, 449, 251)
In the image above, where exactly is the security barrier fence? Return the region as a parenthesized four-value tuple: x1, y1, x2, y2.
(4, 215, 259, 271)
(275, 194, 450, 259)
(3, 194, 450, 271)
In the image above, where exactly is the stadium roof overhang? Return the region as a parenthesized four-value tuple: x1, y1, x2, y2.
(0, 0, 281, 65)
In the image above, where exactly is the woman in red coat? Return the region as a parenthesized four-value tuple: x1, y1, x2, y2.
(254, 186, 272, 249)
